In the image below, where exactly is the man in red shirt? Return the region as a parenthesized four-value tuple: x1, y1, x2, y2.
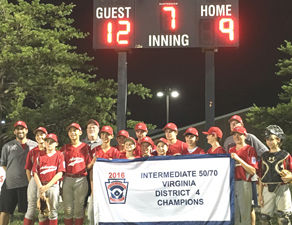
(163, 122, 187, 156)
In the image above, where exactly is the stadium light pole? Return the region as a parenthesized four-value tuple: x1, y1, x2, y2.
(157, 88, 179, 124)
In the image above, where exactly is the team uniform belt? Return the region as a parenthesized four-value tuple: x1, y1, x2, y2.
(65, 173, 85, 178)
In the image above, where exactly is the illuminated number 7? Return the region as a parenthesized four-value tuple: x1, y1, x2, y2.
(219, 18, 234, 41)
(117, 20, 131, 45)
(162, 6, 176, 30)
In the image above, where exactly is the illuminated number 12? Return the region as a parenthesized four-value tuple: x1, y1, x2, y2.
(162, 6, 176, 30)
(106, 20, 131, 45)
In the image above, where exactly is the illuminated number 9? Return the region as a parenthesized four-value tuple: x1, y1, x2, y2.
(106, 20, 131, 45)
(219, 18, 234, 41)
(162, 6, 176, 30)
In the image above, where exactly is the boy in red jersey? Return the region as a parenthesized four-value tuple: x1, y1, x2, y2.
(24, 127, 48, 225)
(33, 133, 65, 225)
(202, 127, 225, 154)
(156, 138, 169, 156)
(163, 122, 187, 156)
(121, 137, 138, 159)
(229, 126, 258, 225)
(91, 126, 120, 159)
(115, 130, 130, 158)
(140, 137, 154, 157)
(61, 123, 91, 225)
(89, 125, 120, 225)
(183, 127, 205, 155)
(134, 122, 148, 157)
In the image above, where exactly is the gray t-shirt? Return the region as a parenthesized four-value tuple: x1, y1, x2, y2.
(82, 136, 102, 150)
(1, 139, 37, 189)
(223, 133, 268, 157)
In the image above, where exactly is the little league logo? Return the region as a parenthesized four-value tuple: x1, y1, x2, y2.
(105, 179, 129, 204)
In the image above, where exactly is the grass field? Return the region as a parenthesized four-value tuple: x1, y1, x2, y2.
(9, 207, 281, 225)
(9, 202, 89, 225)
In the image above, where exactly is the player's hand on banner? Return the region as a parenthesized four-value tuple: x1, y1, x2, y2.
(230, 153, 240, 162)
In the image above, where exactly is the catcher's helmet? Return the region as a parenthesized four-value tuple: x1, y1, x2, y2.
(265, 125, 285, 140)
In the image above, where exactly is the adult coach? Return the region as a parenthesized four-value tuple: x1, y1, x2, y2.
(223, 115, 268, 156)
(0, 121, 37, 225)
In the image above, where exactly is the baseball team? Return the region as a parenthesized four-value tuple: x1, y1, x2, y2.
(0, 115, 291, 225)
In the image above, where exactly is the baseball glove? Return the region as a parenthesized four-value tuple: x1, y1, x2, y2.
(37, 196, 51, 216)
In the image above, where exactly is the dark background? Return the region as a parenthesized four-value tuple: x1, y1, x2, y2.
(70, 0, 292, 128)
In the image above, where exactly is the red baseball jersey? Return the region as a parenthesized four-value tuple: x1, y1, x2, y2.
(32, 151, 65, 184)
(167, 140, 188, 156)
(92, 146, 120, 159)
(183, 146, 205, 155)
(134, 141, 142, 157)
(25, 146, 41, 171)
(61, 142, 91, 176)
(229, 145, 258, 181)
(207, 146, 226, 154)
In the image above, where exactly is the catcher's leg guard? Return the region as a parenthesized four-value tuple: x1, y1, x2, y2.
(64, 218, 73, 225)
(75, 218, 83, 225)
(260, 214, 272, 225)
(49, 219, 58, 225)
(23, 218, 33, 225)
(277, 212, 291, 225)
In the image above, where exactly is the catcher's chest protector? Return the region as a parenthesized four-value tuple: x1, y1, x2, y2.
(261, 151, 289, 184)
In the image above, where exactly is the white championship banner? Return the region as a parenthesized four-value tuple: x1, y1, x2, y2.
(93, 154, 234, 225)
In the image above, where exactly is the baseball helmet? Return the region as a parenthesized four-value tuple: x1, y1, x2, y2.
(264, 125, 285, 140)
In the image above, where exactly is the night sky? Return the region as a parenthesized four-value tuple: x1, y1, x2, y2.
(70, 0, 292, 128)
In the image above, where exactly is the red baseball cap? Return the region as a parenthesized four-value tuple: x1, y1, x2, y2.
(45, 133, 58, 143)
(67, 122, 82, 131)
(202, 127, 223, 139)
(163, 122, 178, 132)
(228, 115, 243, 124)
(141, 136, 154, 148)
(87, 119, 99, 127)
(117, 130, 129, 138)
(34, 127, 48, 135)
(135, 122, 148, 132)
(156, 137, 169, 146)
(184, 127, 199, 136)
(14, 121, 27, 129)
(125, 137, 136, 146)
(232, 126, 247, 136)
(101, 125, 114, 135)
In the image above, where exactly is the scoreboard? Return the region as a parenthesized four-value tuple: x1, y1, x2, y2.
(93, 0, 239, 49)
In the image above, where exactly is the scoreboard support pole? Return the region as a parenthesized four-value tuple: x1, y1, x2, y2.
(117, 51, 128, 131)
(204, 48, 217, 130)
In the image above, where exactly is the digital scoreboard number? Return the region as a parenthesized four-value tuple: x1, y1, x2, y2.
(93, 0, 239, 49)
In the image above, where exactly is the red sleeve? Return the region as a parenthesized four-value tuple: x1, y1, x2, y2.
(284, 154, 292, 172)
(25, 150, 33, 170)
(57, 152, 66, 173)
(248, 146, 258, 169)
(198, 147, 206, 154)
(32, 157, 39, 174)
